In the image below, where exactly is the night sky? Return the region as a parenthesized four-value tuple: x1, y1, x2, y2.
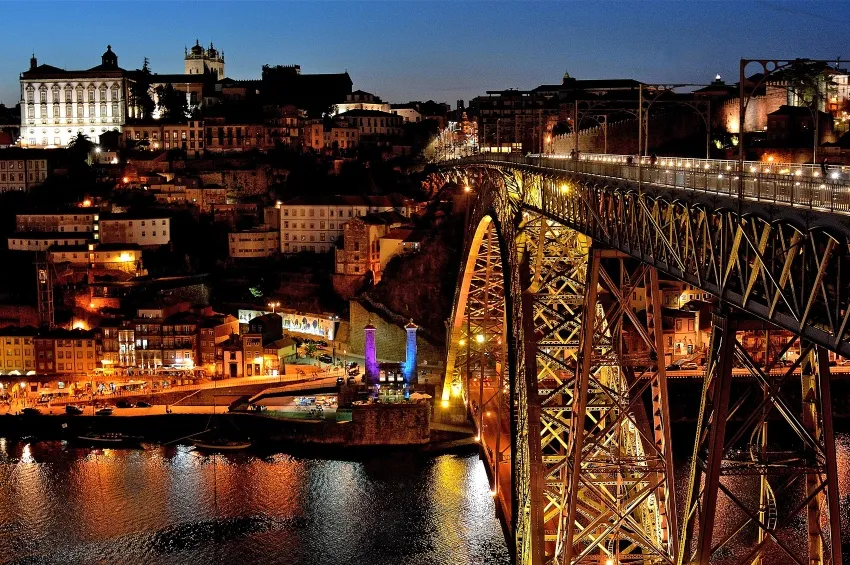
(1, 1, 847, 108)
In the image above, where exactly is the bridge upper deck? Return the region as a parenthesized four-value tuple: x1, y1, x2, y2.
(459, 152, 850, 216)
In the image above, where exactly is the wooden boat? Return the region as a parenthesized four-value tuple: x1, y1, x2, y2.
(192, 438, 252, 451)
(77, 432, 143, 446)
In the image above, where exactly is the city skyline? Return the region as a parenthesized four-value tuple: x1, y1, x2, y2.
(0, 1, 848, 108)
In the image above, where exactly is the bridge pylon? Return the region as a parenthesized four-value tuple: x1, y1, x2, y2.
(678, 314, 843, 565)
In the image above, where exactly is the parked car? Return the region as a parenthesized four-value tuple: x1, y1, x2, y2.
(318, 354, 333, 364)
(347, 376, 357, 385)
(681, 362, 699, 371)
(348, 367, 360, 376)
(336, 377, 345, 387)
(665, 364, 679, 371)
(115, 400, 133, 409)
(317, 340, 328, 348)
(22, 407, 42, 416)
(136, 401, 152, 408)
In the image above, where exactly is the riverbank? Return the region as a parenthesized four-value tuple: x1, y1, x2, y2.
(0, 403, 471, 454)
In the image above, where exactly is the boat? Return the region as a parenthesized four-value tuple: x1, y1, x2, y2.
(95, 407, 113, 416)
(65, 405, 84, 415)
(191, 438, 252, 451)
(77, 432, 143, 446)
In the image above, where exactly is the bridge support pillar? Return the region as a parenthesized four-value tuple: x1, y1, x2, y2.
(561, 248, 678, 565)
(679, 317, 844, 565)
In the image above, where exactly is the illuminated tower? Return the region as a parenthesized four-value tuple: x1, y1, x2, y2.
(403, 319, 418, 384)
(364, 322, 379, 385)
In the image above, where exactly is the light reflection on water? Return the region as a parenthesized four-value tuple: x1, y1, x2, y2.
(0, 443, 511, 565)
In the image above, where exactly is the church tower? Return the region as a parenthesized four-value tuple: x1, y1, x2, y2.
(184, 40, 225, 78)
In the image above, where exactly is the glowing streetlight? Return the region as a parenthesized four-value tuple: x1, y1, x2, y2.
(475, 334, 485, 344)
(267, 301, 281, 313)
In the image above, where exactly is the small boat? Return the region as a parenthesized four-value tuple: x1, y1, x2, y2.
(66, 405, 84, 415)
(95, 407, 113, 416)
(192, 438, 252, 451)
(77, 432, 143, 446)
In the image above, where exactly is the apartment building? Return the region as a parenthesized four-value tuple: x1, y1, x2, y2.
(279, 194, 416, 254)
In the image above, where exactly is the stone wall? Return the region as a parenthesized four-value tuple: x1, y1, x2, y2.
(350, 402, 431, 445)
(553, 111, 706, 156)
(198, 166, 278, 196)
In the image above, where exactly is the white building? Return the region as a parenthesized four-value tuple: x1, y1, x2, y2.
(99, 216, 171, 247)
(16, 211, 97, 233)
(279, 194, 417, 254)
(332, 90, 391, 116)
(20, 46, 137, 149)
(229, 228, 280, 258)
(8, 232, 92, 251)
(337, 109, 404, 138)
(390, 105, 423, 123)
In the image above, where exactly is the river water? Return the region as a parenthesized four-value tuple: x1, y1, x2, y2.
(0, 441, 511, 565)
(2, 431, 848, 565)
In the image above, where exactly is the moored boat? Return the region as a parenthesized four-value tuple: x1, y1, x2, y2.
(77, 432, 143, 446)
(192, 438, 252, 451)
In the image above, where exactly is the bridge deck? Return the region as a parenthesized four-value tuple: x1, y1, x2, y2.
(475, 152, 850, 216)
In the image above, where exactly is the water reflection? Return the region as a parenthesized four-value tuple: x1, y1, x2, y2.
(0, 443, 511, 565)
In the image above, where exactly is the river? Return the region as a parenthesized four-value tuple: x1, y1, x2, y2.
(0, 441, 511, 565)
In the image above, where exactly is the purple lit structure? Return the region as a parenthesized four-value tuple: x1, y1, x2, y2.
(364, 322, 379, 385)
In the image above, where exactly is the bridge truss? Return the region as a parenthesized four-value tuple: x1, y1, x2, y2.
(435, 157, 844, 565)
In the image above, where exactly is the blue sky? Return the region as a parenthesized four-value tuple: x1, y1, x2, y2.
(0, 1, 847, 108)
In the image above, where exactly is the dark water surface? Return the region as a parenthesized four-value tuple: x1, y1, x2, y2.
(0, 440, 511, 565)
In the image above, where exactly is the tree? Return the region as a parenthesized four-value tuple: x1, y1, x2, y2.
(304, 343, 317, 358)
(130, 58, 155, 119)
(154, 83, 189, 123)
(67, 132, 96, 163)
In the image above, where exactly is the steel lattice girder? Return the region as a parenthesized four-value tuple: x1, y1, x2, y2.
(441, 162, 850, 360)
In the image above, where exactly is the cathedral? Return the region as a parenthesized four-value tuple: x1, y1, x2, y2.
(184, 40, 225, 79)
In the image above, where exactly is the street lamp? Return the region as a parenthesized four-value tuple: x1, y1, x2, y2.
(267, 301, 280, 313)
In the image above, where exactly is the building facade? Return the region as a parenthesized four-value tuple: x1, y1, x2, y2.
(334, 214, 406, 281)
(99, 216, 171, 246)
(279, 194, 415, 254)
(20, 46, 135, 148)
(0, 149, 50, 191)
(228, 228, 280, 258)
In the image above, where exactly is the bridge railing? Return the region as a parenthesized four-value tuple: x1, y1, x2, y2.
(455, 153, 850, 214)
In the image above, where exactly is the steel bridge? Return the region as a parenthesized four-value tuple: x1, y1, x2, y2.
(434, 153, 847, 565)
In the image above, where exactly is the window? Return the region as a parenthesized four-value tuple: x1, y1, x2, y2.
(39, 87, 47, 103)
